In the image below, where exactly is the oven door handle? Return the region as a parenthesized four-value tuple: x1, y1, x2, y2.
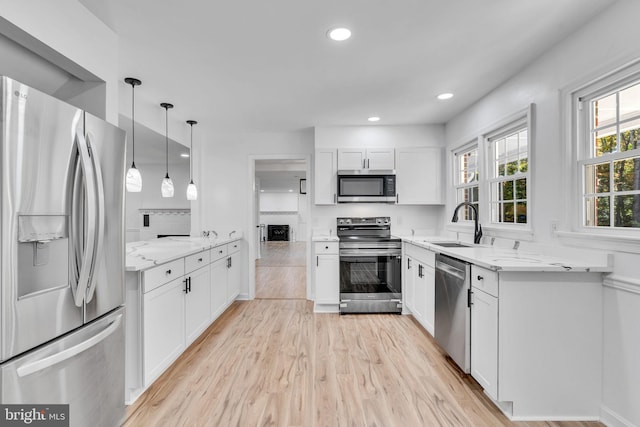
(339, 249, 401, 257)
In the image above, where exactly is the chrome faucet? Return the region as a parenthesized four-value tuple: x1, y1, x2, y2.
(228, 230, 236, 238)
(451, 202, 483, 244)
(209, 230, 218, 240)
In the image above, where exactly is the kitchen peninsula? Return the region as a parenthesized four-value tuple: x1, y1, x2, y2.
(124, 236, 243, 404)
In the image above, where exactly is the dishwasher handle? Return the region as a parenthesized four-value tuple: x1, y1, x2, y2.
(435, 261, 466, 281)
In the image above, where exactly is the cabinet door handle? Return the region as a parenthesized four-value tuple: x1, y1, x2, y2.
(367, 158, 370, 169)
(325, 245, 329, 250)
(165, 269, 172, 275)
(219, 250, 223, 254)
(198, 258, 203, 262)
(316, 256, 319, 267)
(188, 277, 192, 293)
(477, 275, 483, 281)
(334, 193, 337, 204)
(396, 194, 399, 203)
(468, 289, 474, 307)
(183, 278, 189, 293)
(363, 158, 366, 169)
(407, 258, 411, 270)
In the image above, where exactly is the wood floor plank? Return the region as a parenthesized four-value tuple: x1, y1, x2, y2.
(125, 299, 604, 427)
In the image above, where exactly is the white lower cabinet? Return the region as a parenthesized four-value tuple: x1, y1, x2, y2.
(470, 283, 498, 400)
(403, 243, 435, 336)
(468, 265, 603, 419)
(126, 239, 243, 404)
(185, 265, 211, 345)
(143, 277, 185, 386)
(210, 257, 228, 319)
(227, 245, 241, 302)
(313, 241, 339, 311)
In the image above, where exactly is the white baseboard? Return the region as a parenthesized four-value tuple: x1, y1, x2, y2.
(601, 405, 637, 427)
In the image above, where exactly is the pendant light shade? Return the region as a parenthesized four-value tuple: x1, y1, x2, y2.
(160, 102, 174, 198)
(125, 77, 142, 192)
(186, 120, 198, 201)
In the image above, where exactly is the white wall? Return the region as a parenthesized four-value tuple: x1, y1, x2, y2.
(445, 1, 640, 425)
(193, 129, 314, 298)
(0, 0, 119, 122)
(313, 125, 447, 237)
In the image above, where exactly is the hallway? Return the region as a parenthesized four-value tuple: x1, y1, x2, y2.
(255, 241, 306, 299)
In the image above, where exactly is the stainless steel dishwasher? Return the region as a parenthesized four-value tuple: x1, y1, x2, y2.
(434, 253, 471, 373)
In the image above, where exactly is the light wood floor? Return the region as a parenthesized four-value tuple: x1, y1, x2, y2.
(255, 241, 306, 299)
(124, 299, 603, 427)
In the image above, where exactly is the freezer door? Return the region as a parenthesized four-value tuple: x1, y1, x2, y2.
(83, 113, 126, 323)
(0, 77, 84, 362)
(0, 307, 125, 427)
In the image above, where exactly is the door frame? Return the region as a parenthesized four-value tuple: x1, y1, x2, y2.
(246, 154, 312, 300)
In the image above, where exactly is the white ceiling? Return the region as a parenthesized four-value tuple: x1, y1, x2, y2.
(80, 0, 615, 136)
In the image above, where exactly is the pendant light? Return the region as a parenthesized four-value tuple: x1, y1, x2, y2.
(124, 77, 142, 192)
(160, 102, 174, 197)
(186, 120, 198, 201)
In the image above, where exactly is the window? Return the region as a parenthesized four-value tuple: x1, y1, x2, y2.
(579, 78, 640, 229)
(487, 119, 529, 225)
(454, 145, 479, 221)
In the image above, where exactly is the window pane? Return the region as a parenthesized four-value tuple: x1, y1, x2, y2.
(619, 118, 640, 152)
(506, 159, 518, 176)
(519, 155, 528, 173)
(594, 126, 617, 156)
(496, 138, 506, 161)
(515, 178, 527, 200)
(471, 186, 479, 203)
(613, 157, 640, 191)
(585, 163, 610, 194)
(506, 133, 518, 159)
(466, 150, 478, 183)
(502, 203, 514, 223)
(593, 93, 616, 129)
(619, 82, 640, 121)
(516, 201, 527, 224)
(614, 194, 640, 227)
(585, 196, 610, 226)
(502, 180, 514, 201)
(497, 161, 505, 176)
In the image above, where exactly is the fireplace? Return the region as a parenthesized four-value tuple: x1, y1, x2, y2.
(267, 225, 289, 241)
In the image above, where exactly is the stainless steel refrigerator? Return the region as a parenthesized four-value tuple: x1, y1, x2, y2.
(0, 77, 126, 426)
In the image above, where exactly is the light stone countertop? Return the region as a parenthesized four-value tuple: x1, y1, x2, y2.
(126, 235, 242, 272)
(400, 236, 612, 273)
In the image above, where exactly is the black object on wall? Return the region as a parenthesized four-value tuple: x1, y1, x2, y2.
(267, 225, 289, 241)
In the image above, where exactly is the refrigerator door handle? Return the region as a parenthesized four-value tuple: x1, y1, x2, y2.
(16, 314, 123, 378)
(85, 133, 106, 303)
(71, 131, 98, 307)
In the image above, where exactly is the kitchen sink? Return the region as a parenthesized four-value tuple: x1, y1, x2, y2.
(429, 242, 474, 248)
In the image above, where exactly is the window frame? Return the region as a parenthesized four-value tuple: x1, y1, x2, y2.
(453, 142, 480, 223)
(482, 106, 533, 232)
(575, 65, 640, 234)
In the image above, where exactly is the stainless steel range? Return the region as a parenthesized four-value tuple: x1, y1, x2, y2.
(337, 217, 402, 314)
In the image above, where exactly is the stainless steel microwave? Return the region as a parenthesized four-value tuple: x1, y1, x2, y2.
(337, 170, 396, 203)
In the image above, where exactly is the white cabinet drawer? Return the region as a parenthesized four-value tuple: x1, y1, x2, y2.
(185, 250, 210, 274)
(404, 243, 435, 268)
(210, 245, 228, 262)
(471, 265, 498, 297)
(228, 240, 241, 254)
(314, 242, 338, 255)
(143, 259, 185, 294)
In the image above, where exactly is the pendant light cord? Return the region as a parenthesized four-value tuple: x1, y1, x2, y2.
(165, 106, 169, 178)
(131, 84, 135, 166)
(189, 123, 193, 181)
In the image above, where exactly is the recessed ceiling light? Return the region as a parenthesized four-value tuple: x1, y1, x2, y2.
(260, 189, 265, 192)
(327, 27, 351, 41)
(288, 189, 293, 192)
(437, 93, 454, 100)
(368, 116, 380, 122)
(180, 153, 190, 158)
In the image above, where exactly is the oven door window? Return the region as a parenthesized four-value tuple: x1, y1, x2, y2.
(340, 255, 401, 295)
(339, 177, 384, 196)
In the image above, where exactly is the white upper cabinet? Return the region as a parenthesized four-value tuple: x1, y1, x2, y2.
(338, 148, 395, 171)
(395, 147, 443, 205)
(314, 149, 337, 205)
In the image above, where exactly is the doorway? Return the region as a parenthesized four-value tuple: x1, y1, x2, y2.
(249, 156, 310, 300)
